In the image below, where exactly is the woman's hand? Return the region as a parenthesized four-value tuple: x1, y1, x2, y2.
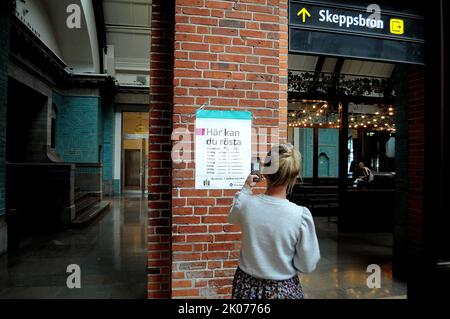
(244, 174, 262, 190)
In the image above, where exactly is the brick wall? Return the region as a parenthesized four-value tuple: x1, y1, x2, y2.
(392, 65, 425, 279)
(147, 0, 175, 299)
(170, 0, 288, 299)
(0, 1, 11, 219)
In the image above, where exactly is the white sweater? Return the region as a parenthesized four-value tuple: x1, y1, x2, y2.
(228, 186, 320, 280)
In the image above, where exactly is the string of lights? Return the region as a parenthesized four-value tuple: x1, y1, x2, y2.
(288, 101, 396, 132)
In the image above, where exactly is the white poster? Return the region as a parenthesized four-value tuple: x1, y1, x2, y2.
(195, 110, 252, 189)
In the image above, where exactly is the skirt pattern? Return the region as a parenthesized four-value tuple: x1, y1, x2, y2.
(232, 267, 304, 299)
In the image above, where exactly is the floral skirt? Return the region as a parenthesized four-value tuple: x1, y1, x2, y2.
(232, 267, 304, 299)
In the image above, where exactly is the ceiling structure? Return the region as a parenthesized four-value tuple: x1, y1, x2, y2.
(102, 0, 151, 87)
(288, 54, 396, 78)
(14, 0, 150, 86)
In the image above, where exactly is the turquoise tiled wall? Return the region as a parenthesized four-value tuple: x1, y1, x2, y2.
(318, 128, 339, 178)
(297, 128, 339, 178)
(53, 92, 101, 163)
(53, 92, 115, 195)
(102, 103, 114, 194)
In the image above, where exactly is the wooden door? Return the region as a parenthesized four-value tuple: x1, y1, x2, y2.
(125, 149, 140, 188)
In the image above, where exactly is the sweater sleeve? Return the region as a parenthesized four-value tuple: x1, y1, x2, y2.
(227, 186, 252, 225)
(293, 207, 321, 273)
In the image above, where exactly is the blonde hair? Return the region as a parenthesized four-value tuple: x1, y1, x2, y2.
(262, 143, 302, 193)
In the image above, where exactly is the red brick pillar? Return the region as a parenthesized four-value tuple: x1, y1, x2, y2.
(147, 0, 175, 299)
(407, 66, 425, 248)
(171, 0, 288, 298)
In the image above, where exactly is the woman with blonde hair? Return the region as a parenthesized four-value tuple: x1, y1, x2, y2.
(228, 143, 320, 299)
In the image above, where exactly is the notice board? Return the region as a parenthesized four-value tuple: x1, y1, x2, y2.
(195, 110, 252, 190)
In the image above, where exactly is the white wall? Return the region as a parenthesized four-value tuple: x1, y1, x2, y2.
(15, 0, 62, 57)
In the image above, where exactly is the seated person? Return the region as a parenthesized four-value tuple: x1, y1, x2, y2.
(354, 162, 374, 188)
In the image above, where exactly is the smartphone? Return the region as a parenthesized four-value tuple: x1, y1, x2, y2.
(251, 161, 261, 182)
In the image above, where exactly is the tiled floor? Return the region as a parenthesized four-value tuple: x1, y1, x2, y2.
(0, 196, 407, 299)
(0, 195, 147, 299)
(301, 217, 407, 299)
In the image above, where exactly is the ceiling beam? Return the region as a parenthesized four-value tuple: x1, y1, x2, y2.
(93, 0, 107, 72)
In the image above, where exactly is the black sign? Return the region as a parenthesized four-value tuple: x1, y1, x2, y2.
(289, 0, 425, 64)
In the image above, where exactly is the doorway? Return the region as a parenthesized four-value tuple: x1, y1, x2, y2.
(124, 149, 141, 190)
(121, 112, 149, 194)
(286, 55, 408, 298)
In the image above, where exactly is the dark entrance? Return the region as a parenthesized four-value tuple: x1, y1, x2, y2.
(287, 0, 429, 298)
(6, 78, 48, 163)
